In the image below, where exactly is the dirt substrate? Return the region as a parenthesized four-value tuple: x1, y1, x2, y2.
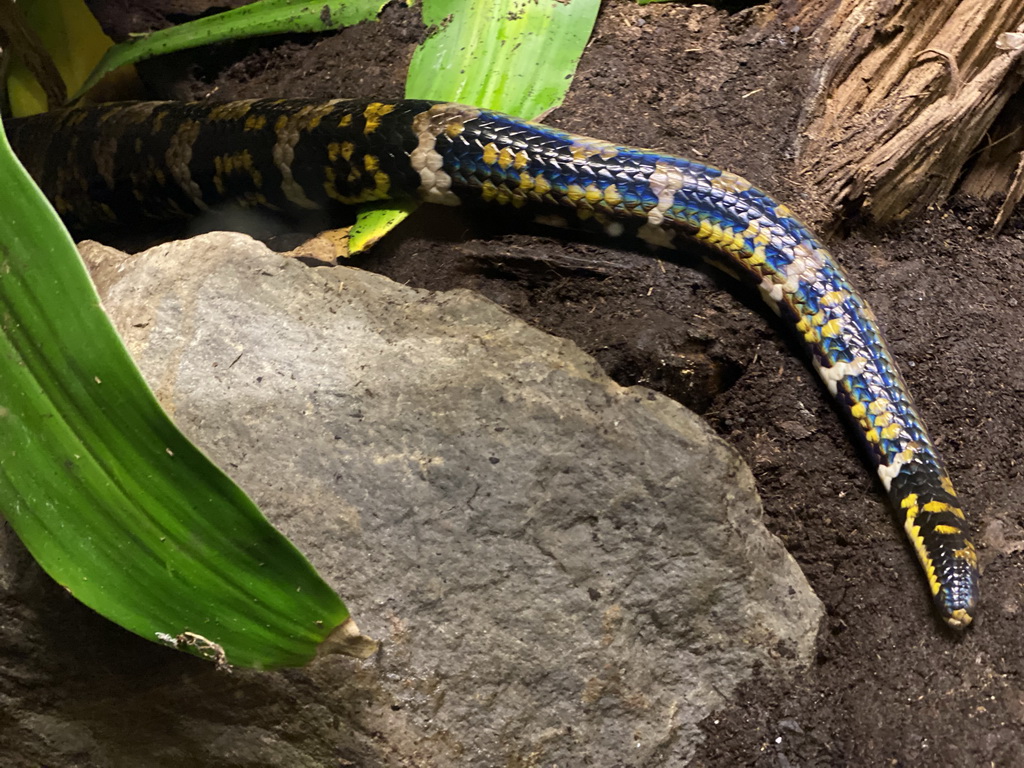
(87, 1, 1024, 765)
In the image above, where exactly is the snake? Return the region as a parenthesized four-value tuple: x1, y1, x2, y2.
(4, 97, 981, 628)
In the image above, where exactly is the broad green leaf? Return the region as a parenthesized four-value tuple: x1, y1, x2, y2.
(0, 117, 373, 669)
(72, 0, 389, 101)
(358, 0, 601, 252)
(406, 0, 601, 118)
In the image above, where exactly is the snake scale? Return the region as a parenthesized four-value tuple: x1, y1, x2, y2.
(5, 98, 980, 628)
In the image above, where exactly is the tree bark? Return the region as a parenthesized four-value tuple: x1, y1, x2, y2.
(789, 0, 1024, 228)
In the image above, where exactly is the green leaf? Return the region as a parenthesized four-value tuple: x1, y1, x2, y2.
(72, 0, 389, 101)
(0, 115, 371, 669)
(347, 197, 420, 255)
(406, 0, 601, 118)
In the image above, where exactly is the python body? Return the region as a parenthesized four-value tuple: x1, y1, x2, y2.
(5, 98, 980, 628)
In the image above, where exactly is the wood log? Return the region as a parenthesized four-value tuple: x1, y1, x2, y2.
(791, 0, 1024, 228)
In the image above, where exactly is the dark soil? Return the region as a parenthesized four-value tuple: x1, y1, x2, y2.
(85, 1, 1024, 765)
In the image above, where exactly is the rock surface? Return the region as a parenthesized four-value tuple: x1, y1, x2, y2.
(0, 232, 822, 766)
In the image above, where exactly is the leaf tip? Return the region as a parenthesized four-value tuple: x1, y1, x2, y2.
(318, 617, 379, 660)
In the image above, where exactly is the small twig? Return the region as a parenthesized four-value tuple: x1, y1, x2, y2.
(912, 47, 962, 98)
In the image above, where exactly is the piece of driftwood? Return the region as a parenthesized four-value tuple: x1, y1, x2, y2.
(792, 0, 1024, 228)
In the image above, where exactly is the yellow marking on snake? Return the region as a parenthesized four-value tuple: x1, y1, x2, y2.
(880, 423, 903, 441)
(326, 141, 348, 163)
(603, 185, 623, 207)
(323, 167, 347, 203)
(213, 150, 261, 196)
(873, 411, 894, 427)
(708, 224, 742, 252)
(498, 146, 516, 170)
(955, 547, 978, 567)
(584, 183, 604, 205)
(869, 398, 892, 415)
(744, 245, 768, 267)
(820, 318, 843, 338)
(151, 110, 169, 134)
(363, 102, 395, 134)
(740, 219, 773, 247)
(245, 113, 267, 131)
(820, 290, 847, 307)
(566, 184, 586, 203)
(795, 317, 813, 339)
(904, 497, 942, 598)
(923, 499, 964, 519)
(941, 475, 957, 496)
(208, 102, 254, 121)
(696, 219, 726, 244)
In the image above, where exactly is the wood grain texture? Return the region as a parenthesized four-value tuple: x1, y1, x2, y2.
(792, 0, 1024, 225)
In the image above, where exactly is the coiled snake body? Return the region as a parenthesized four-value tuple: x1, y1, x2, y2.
(5, 98, 980, 627)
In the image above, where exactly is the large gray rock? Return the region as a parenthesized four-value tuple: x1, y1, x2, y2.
(0, 231, 821, 766)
